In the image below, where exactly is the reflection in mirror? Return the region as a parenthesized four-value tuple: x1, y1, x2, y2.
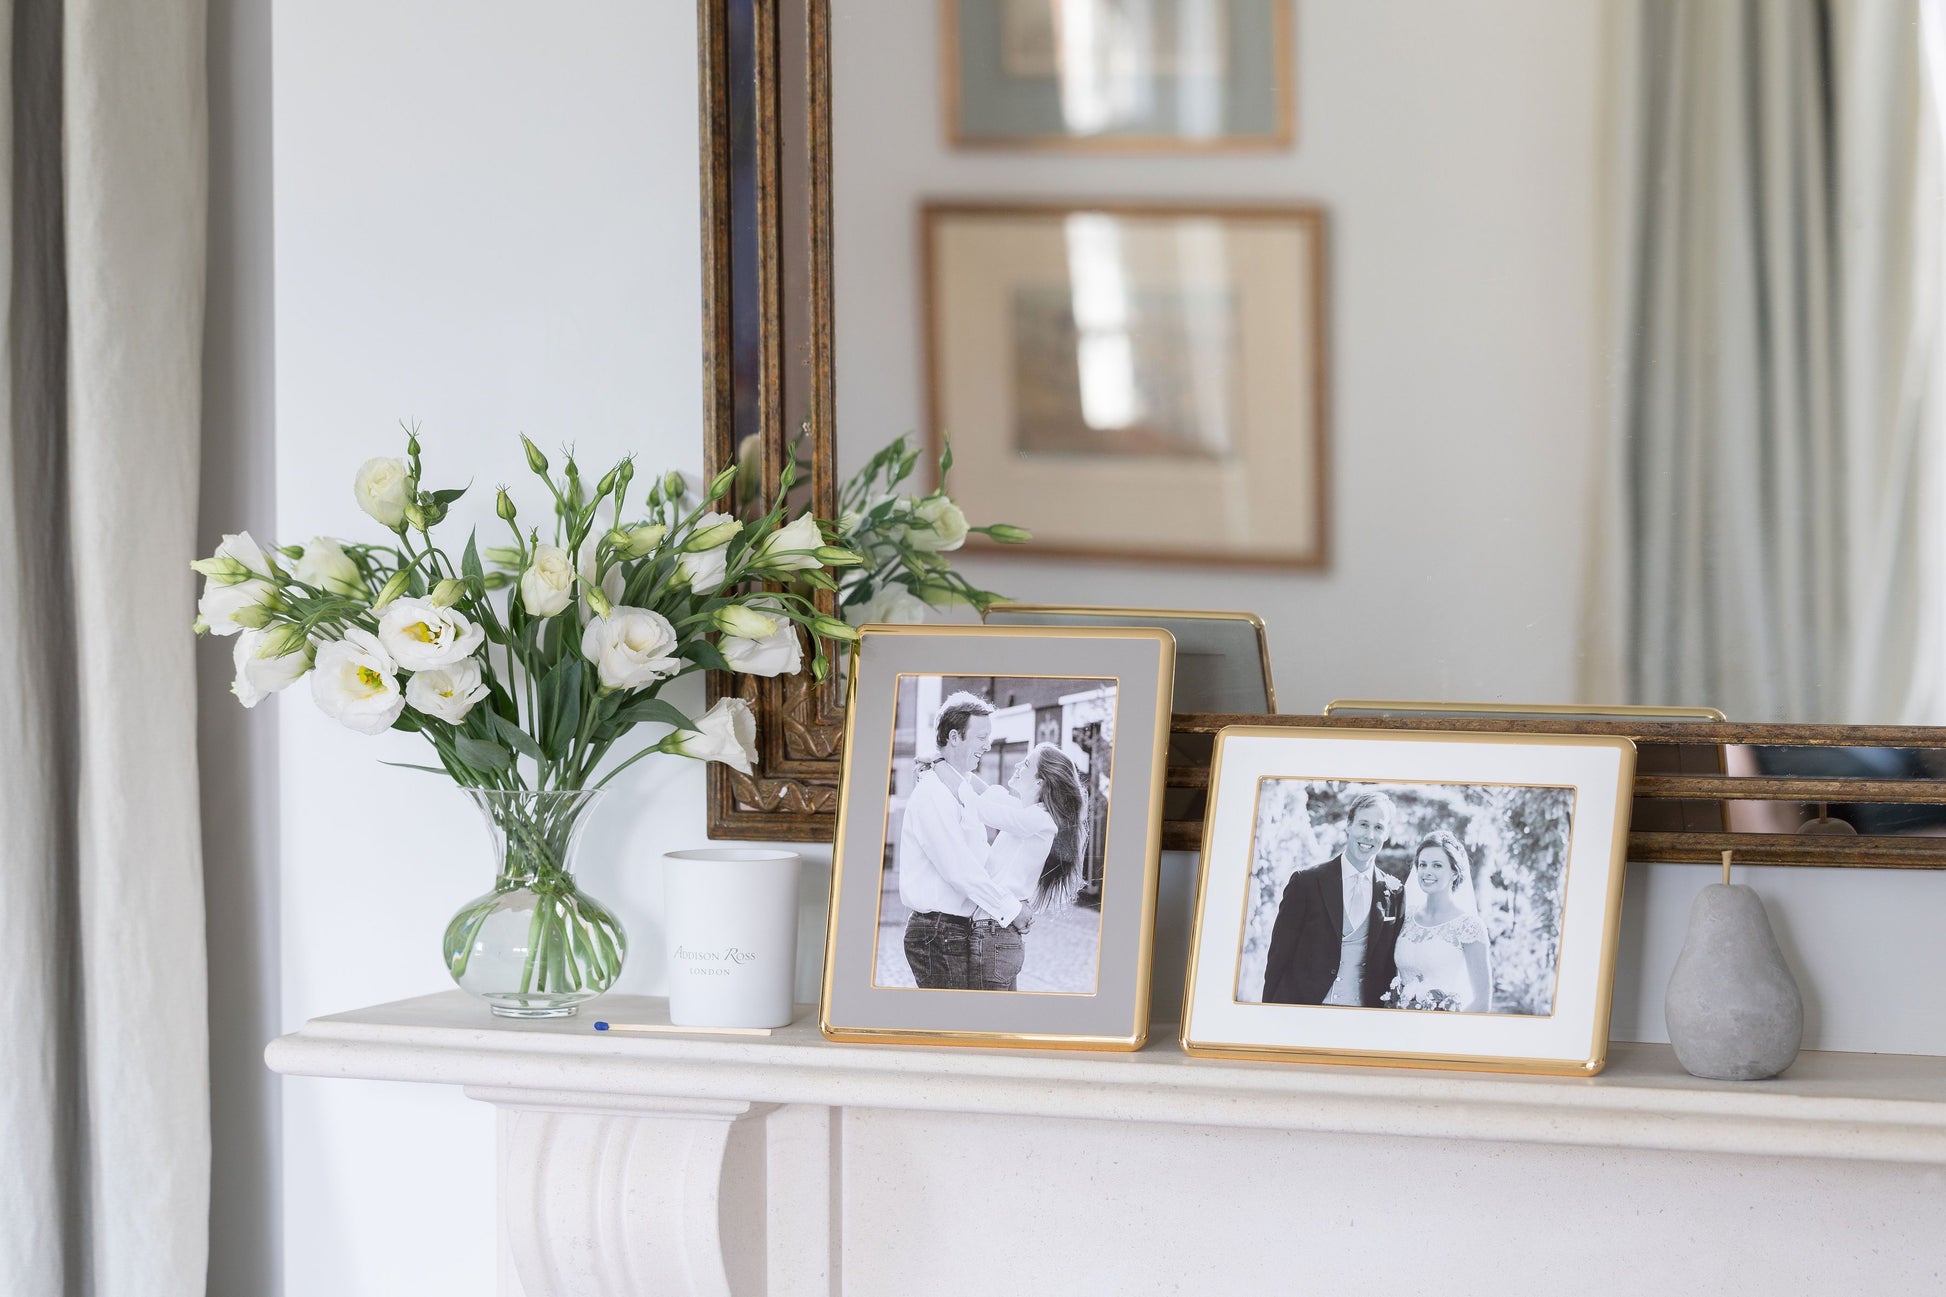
(827, 0, 1946, 727)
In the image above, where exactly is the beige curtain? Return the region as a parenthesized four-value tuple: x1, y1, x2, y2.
(1586, 0, 1945, 723)
(0, 2, 210, 1293)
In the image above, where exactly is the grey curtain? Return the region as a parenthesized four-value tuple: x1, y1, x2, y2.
(1588, 0, 1944, 723)
(0, 1, 210, 1293)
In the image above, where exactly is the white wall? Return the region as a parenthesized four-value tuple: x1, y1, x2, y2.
(266, 2, 1944, 1291)
(271, 4, 746, 1292)
(833, 0, 1606, 709)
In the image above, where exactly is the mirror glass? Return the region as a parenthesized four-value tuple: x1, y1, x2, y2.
(823, 0, 1946, 727)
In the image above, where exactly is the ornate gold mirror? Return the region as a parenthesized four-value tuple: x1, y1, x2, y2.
(700, 0, 1946, 866)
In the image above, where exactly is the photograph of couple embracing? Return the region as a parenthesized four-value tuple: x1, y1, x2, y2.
(874, 675, 1116, 995)
(1236, 779, 1577, 1017)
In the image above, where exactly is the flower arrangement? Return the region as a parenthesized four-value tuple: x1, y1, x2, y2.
(192, 428, 1022, 1014)
(831, 434, 1030, 623)
(1381, 976, 1461, 1012)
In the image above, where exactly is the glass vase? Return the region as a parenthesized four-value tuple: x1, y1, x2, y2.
(443, 788, 628, 1018)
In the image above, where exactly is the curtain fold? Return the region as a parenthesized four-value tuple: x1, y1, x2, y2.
(0, 1, 210, 1293)
(1589, 0, 1944, 723)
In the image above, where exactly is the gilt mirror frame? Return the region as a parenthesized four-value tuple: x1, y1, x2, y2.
(697, 0, 1946, 868)
(699, 0, 846, 841)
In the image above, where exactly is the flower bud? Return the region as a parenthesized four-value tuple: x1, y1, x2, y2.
(684, 516, 744, 551)
(580, 580, 613, 620)
(985, 523, 1033, 544)
(190, 555, 256, 585)
(663, 470, 687, 500)
(403, 500, 430, 532)
(483, 545, 524, 569)
(230, 603, 276, 630)
(521, 435, 548, 474)
(595, 463, 621, 498)
(811, 653, 830, 682)
(814, 546, 864, 568)
(623, 523, 666, 557)
(796, 569, 839, 593)
(406, 430, 422, 458)
(483, 571, 513, 591)
(429, 578, 466, 608)
(496, 488, 517, 522)
(260, 623, 313, 660)
(706, 464, 738, 501)
(809, 614, 861, 641)
(371, 569, 412, 611)
(714, 604, 779, 640)
(192, 615, 211, 635)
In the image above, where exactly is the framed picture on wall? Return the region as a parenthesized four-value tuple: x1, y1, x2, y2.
(923, 201, 1329, 568)
(1181, 727, 1636, 1075)
(943, 0, 1295, 150)
(820, 624, 1175, 1049)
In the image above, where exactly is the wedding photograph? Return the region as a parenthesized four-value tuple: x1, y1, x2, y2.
(1233, 778, 1577, 1016)
(871, 673, 1118, 995)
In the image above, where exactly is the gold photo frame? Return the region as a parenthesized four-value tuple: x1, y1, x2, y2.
(942, 0, 1296, 152)
(923, 200, 1330, 569)
(1181, 726, 1636, 1075)
(821, 624, 1176, 1049)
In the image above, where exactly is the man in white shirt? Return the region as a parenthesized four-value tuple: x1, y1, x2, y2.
(1257, 790, 1404, 1005)
(898, 691, 1026, 989)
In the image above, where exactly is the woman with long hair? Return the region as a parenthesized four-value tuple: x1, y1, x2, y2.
(1390, 828, 1494, 1012)
(955, 742, 1090, 989)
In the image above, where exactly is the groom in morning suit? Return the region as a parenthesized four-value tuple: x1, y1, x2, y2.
(1259, 791, 1404, 1006)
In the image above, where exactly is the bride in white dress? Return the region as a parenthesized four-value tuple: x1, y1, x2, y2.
(1389, 829, 1493, 1012)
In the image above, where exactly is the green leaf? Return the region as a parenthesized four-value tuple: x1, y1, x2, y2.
(612, 694, 699, 732)
(681, 638, 730, 672)
(539, 656, 584, 758)
(487, 710, 545, 763)
(462, 531, 485, 593)
(391, 710, 423, 733)
(429, 486, 470, 506)
(454, 734, 512, 774)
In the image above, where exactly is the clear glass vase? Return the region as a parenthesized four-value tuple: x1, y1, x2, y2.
(443, 788, 627, 1018)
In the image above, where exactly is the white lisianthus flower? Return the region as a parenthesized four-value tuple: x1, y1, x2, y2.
(843, 582, 930, 627)
(375, 596, 486, 671)
(580, 606, 683, 691)
(519, 544, 576, 617)
(676, 512, 738, 594)
(230, 627, 311, 707)
(753, 514, 825, 571)
(196, 531, 275, 635)
(405, 657, 489, 724)
(310, 628, 405, 734)
(672, 697, 758, 774)
(720, 598, 802, 677)
(907, 496, 968, 552)
(353, 457, 412, 529)
(677, 546, 729, 595)
(294, 536, 363, 597)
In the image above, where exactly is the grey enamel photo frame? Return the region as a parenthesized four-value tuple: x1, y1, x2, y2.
(819, 624, 1176, 1050)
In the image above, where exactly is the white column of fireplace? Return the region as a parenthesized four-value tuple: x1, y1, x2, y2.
(267, 992, 1946, 1297)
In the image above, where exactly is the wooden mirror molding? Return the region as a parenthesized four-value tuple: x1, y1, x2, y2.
(696, 0, 1946, 868)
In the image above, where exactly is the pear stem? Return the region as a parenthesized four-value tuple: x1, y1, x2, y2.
(1721, 849, 1733, 886)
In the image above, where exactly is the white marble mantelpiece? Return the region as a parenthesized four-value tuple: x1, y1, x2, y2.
(268, 992, 1946, 1296)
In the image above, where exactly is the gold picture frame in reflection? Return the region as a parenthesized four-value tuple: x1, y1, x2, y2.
(922, 201, 1329, 568)
(943, 0, 1296, 151)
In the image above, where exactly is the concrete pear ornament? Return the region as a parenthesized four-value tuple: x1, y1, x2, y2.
(1664, 852, 1803, 1081)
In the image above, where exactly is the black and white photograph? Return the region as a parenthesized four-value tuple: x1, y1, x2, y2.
(872, 674, 1116, 995)
(1235, 779, 1575, 1016)
(1182, 728, 1634, 1074)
